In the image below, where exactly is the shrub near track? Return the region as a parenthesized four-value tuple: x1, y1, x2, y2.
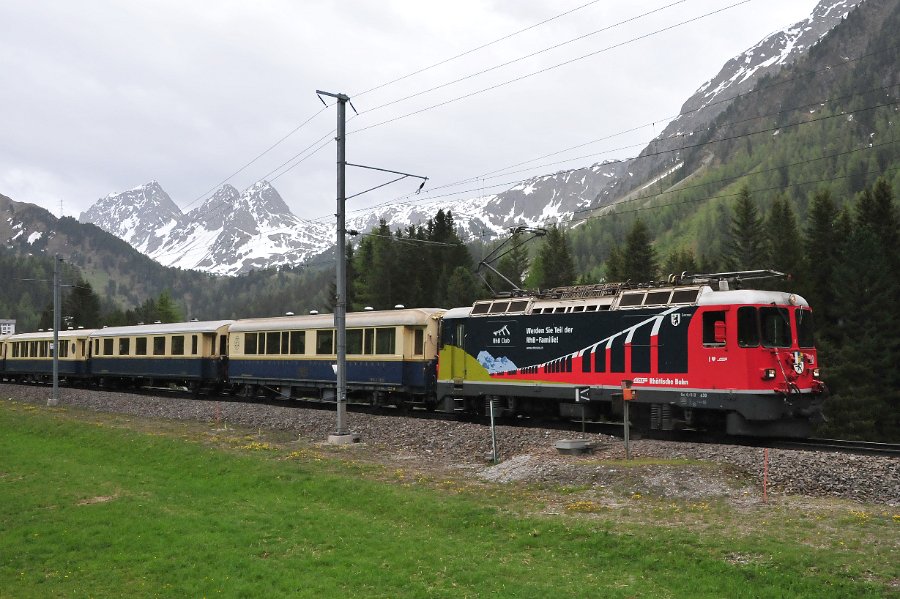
(0, 401, 895, 598)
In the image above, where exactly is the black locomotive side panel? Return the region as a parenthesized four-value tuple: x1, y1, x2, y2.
(460, 307, 696, 375)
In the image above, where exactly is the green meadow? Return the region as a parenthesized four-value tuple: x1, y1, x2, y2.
(0, 400, 896, 598)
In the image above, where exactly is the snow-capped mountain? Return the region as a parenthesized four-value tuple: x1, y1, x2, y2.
(79, 180, 182, 255)
(610, 0, 866, 202)
(80, 181, 334, 276)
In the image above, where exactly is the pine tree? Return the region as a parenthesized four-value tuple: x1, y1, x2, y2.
(662, 247, 699, 278)
(445, 266, 483, 307)
(496, 230, 529, 289)
(156, 290, 183, 323)
(604, 245, 625, 282)
(726, 186, 769, 270)
(621, 219, 658, 282)
(529, 225, 576, 288)
(767, 193, 803, 284)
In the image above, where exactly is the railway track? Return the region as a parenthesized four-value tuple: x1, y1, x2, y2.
(769, 438, 900, 457)
(9, 380, 898, 457)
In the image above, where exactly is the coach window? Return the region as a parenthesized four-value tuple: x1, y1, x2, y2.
(316, 330, 334, 355)
(266, 332, 280, 355)
(759, 307, 792, 348)
(191, 335, 199, 355)
(244, 333, 258, 355)
(153, 336, 166, 356)
(414, 328, 425, 356)
(737, 307, 759, 347)
(376, 328, 396, 355)
(103, 338, 114, 356)
(136, 337, 148, 356)
(702, 311, 727, 346)
(172, 335, 185, 356)
(347, 329, 363, 355)
(289, 331, 305, 355)
(280, 332, 289, 355)
(119, 338, 131, 356)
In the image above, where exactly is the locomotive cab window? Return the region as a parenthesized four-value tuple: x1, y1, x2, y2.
(702, 311, 727, 346)
(760, 307, 792, 348)
(797, 308, 815, 348)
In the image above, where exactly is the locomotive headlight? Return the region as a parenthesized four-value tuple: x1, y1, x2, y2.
(762, 368, 776, 380)
(813, 368, 820, 378)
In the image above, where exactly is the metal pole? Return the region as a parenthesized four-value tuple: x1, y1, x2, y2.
(335, 94, 348, 436)
(489, 398, 498, 464)
(48, 255, 60, 407)
(623, 401, 631, 460)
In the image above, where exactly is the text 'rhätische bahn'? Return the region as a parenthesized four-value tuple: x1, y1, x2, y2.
(0, 271, 824, 438)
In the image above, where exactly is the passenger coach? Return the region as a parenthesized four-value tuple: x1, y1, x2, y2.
(2, 328, 95, 383)
(88, 320, 233, 391)
(227, 308, 443, 406)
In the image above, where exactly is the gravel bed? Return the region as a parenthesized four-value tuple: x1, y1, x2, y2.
(3, 383, 898, 506)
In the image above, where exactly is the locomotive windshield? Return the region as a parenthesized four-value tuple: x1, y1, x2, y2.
(759, 307, 792, 348)
(796, 308, 815, 348)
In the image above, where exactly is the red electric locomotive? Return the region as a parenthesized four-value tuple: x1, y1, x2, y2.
(436, 271, 824, 437)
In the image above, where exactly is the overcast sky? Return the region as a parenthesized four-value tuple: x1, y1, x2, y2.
(1, 0, 821, 222)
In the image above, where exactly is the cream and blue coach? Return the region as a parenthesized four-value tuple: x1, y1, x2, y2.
(1, 328, 96, 382)
(87, 320, 233, 390)
(227, 308, 443, 405)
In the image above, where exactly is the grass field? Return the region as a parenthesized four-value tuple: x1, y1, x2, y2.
(0, 399, 897, 598)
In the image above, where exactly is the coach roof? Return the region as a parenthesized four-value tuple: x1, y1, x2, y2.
(228, 308, 444, 332)
(89, 320, 234, 338)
